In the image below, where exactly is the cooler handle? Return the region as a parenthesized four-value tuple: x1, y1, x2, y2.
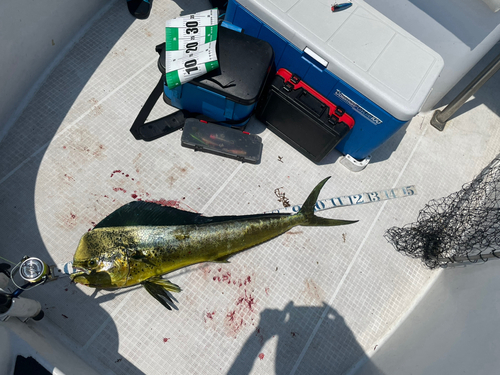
(221, 21, 243, 33)
(302, 47, 329, 69)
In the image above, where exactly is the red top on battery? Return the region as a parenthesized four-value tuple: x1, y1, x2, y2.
(276, 68, 355, 129)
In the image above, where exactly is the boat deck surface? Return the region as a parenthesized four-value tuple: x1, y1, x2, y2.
(1, 1, 499, 374)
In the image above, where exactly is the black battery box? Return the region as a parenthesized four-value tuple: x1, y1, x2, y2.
(181, 119, 263, 164)
(257, 68, 355, 163)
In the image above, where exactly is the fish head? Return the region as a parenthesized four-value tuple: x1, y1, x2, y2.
(70, 230, 130, 288)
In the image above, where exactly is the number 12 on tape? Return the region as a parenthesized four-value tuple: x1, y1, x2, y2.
(265, 185, 417, 214)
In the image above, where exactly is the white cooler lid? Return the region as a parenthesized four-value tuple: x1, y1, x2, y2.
(235, 0, 444, 120)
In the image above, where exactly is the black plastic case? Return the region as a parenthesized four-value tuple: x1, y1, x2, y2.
(181, 119, 263, 164)
(257, 69, 355, 163)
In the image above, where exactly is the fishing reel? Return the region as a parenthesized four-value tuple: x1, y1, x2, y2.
(3, 256, 60, 298)
(0, 256, 61, 322)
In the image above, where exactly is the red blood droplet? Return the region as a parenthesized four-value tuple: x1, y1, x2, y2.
(163, 338, 169, 343)
(227, 311, 236, 321)
(154, 199, 180, 208)
(258, 353, 264, 360)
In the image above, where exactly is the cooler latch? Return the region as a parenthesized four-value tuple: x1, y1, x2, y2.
(328, 115, 338, 127)
(283, 82, 294, 92)
(290, 74, 301, 84)
(335, 106, 345, 117)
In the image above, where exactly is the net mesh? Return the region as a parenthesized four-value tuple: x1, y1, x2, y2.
(385, 153, 500, 269)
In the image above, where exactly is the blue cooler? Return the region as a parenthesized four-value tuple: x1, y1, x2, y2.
(159, 25, 274, 127)
(224, 0, 443, 165)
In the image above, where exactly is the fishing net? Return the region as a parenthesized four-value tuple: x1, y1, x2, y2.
(385, 153, 500, 269)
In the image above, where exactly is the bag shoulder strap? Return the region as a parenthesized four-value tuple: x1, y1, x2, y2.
(129, 76, 165, 140)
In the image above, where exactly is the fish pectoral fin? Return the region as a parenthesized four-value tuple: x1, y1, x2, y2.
(211, 254, 232, 263)
(148, 277, 181, 293)
(142, 281, 176, 310)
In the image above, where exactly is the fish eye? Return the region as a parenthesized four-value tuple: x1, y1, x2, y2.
(89, 260, 96, 267)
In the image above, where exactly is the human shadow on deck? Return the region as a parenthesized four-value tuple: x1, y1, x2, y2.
(228, 301, 380, 375)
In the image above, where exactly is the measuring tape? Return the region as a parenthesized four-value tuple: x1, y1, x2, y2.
(265, 185, 417, 214)
(165, 8, 219, 87)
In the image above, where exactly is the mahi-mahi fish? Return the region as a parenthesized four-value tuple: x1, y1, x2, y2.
(71, 177, 357, 309)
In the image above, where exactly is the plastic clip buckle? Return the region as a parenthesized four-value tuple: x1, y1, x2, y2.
(283, 82, 294, 92)
(328, 115, 339, 127)
(290, 74, 301, 84)
(335, 106, 345, 117)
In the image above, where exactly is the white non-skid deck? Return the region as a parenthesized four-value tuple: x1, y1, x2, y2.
(1, 1, 499, 374)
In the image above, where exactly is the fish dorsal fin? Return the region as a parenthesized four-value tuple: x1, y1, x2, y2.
(94, 201, 293, 229)
(94, 201, 210, 228)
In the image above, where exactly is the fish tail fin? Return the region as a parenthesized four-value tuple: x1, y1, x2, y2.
(299, 177, 358, 227)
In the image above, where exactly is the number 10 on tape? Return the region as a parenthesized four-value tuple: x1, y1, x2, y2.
(165, 9, 219, 88)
